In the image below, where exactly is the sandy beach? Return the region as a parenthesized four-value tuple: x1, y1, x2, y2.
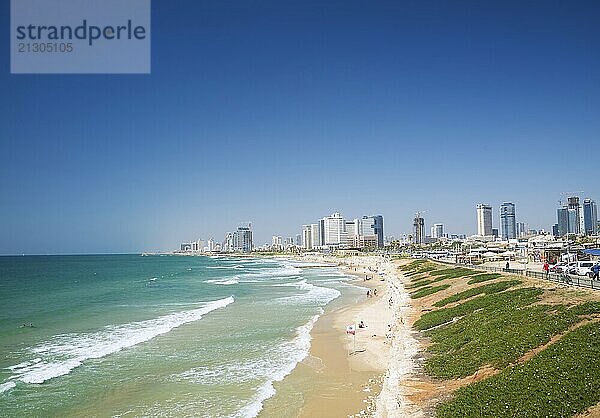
(260, 255, 420, 418)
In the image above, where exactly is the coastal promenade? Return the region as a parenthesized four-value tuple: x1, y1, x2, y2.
(433, 258, 600, 291)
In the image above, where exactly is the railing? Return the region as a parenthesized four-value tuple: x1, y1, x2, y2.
(431, 258, 598, 291)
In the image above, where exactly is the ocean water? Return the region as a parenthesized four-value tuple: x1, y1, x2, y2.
(0, 255, 360, 417)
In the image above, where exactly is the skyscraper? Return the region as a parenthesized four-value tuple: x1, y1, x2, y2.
(321, 212, 347, 246)
(301, 224, 320, 250)
(373, 215, 384, 247)
(413, 216, 425, 244)
(345, 219, 360, 237)
(567, 197, 581, 234)
(557, 196, 584, 236)
(360, 215, 384, 248)
(235, 225, 253, 252)
(557, 207, 569, 237)
(516, 222, 526, 238)
(476, 204, 493, 236)
(500, 202, 516, 240)
(431, 223, 444, 239)
(583, 199, 598, 236)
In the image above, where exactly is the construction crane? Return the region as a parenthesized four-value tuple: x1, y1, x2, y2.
(558, 191, 584, 207)
(414, 209, 428, 219)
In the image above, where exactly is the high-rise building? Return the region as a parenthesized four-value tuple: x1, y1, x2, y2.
(516, 222, 526, 237)
(235, 226, 253, 252)
(310, 223, 320, 247)
(552, 224, 559, 237)
(296, 234, 302, 246)
(476, 204, 493, 236)
(413, 216, 425, 244)
(567, 196, 581, 234)
(222, 233, 235, 252)
(207, 238, 215, 252)
(556, 196, 585, 236)
(500, 202, 516, 240)
(345, 219, 360, 237)
(302, 225, 313, 250)
(557, 207, 569, 237)
(431, 223, 444, 239)
(372, 215, 384, 248)
(583, 199, 598, 236)
(360, 215, 384, 248)
(322, 212, 347, 246)
(272, 236, 283, 250)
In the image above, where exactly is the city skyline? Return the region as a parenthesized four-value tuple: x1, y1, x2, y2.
(2, 1, 599, 254)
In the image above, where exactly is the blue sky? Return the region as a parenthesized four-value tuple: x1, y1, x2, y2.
(1, 1, 599, 254)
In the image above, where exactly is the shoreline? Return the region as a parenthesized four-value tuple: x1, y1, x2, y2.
(260, 254, 419, 417)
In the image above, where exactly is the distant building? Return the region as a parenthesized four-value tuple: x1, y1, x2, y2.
(235, 226, 253, 252)
(296, 234, 302, 246)
(372, 215, 384, 248)
(360, 215, 384, 248)
(500, 202, 516, 240)
(552, 224, 559, 237)
(349, 234, 378, 248)
(583, 199, 598, 235)
(222, 233, 235, 252)
(302, 225, 314, 250)
(492, 228, 499, 239)
(301, 212, 383, 250)
(431, 223, 444, 239)
(516, 222, 526, 238)
(322, 212, 347, 247)
(557, 207, 569, 237)
(413, 216, 425, 244)
(557, 196, 583, 236)
(207, 238, 215, 252)
(476, 204, 493, 236)
(180, 243, 192, 252)
(272, 236, 283, 250)
(224, 225, 253, 253)
(345, 219, 360, 238)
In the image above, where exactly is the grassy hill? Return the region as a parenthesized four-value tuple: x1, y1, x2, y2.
(400, 259, 600, 418)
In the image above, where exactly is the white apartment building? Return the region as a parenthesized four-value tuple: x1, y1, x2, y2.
(477, 204, 493, 236)
(322, 212, 347, 247)
(431, 223, 444, 239)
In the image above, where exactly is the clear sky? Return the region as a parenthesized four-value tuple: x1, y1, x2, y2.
(1, 1, 599, 254)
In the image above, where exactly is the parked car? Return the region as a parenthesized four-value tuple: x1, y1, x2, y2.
(569, 261, 594, 276)
(549, 262, 568, 273)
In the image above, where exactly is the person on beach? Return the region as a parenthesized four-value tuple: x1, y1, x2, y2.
(505, 261, 510, 271)
(543, 262, 550, 278)
(373, 288, 377, 296)
(359, 320, 365, 328)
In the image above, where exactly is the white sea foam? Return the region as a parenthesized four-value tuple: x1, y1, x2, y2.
(206, 265, 243, 270)
(241, 265, 301, 280)
(236, 313, 320, 418)
(0, 381, 16, 394)
(204, 279, 239, 285)
(273, 279, 341, 305)
(172, 311, 323, 418)
(5, 296, 234, 387)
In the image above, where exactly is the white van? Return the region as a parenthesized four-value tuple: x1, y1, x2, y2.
(570, 261, 594, 276)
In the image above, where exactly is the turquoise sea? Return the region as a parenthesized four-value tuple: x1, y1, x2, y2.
(0, 255, 361, 417)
